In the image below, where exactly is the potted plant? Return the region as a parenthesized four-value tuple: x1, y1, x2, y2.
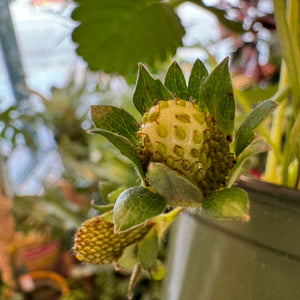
(74, 51, 299, 299)
(69, 1, 300, 299)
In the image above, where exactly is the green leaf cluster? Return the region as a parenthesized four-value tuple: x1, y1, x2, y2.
(89, 58, 279, 231)
(0, 106, 39, 150)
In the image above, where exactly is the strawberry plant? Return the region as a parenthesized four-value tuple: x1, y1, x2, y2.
(73, 58, 277, 298)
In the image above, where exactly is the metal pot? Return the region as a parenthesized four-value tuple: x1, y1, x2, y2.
(164, 176, 300, 300)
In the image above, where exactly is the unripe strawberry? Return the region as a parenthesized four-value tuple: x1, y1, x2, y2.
(73, 216, 151, 264)
(138, 100, 235, 196)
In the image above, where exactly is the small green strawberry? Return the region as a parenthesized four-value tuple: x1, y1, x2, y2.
(138, 99, 236, 196)
(73, 215, 151, 264)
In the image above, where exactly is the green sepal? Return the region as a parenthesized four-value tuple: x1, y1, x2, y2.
(188, 58, 209, 108)
(200, 57, 235, 136)
(91, 203, 114, 213)
(133, 64, 173, 115)
(118, 244, 139, 271)
(113, 186, 166, 232)
(107, 187, 127, 203)
(149, 260, 166, 281)
(227, 140, 271, 187)
(202, 187, 249, 220)
(89, 129, 145, 182)
(138, 227, 159, 269)
(235, 100, 278, 156)
(100, 210, 114, 223)
(91, 105, 139, 145)
(165, 61, 189, 100)
(147, 163, 203, 207)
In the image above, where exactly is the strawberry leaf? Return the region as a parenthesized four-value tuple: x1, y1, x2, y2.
(72, 1, 184, 74)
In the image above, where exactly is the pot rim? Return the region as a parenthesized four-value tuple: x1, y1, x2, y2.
(237, 175, 300, 205)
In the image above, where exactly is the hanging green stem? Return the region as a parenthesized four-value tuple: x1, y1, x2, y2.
(273, 0, 300, 113)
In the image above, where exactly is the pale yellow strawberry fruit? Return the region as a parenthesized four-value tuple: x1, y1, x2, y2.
(138, 100, 235, 196)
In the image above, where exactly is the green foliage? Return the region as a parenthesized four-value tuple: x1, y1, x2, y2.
(290, 113, 300, 160)
(147, 163, 203, 207)
(150, 260, 166, 281)
(72, 58, 286, 296)
(113, 186, 167, 231)
(91, 105, 139, 145)
(71, 0, 185, 74)
(200, 57, 235, 136)
(88, 58, 260, 228)
(90, 128, 145, 182)
(118, 244, 139, 270)
(0, 105, 39, 150)
(227, 140, 271, 187)
(188, 58, 209, 107)
(165, 61, 189, 100)
(91, 203, 115, 213)
(85, 59, 281, 232)
(202, 187, 249, 220)
(235, 100, 278, 157)
(237, 85, 278, 105)
(133, 59, 237, 139)
(133, 64, 173, 115)
(138, 228, 159, 269)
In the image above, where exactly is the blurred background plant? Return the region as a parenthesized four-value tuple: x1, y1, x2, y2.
(0, 0, 298, 298)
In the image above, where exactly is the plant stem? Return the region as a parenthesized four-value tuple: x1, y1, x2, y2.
(128, 264, 142, 299)
(282, 121, 294, 186)
(259, 85, 290, 163)
(263, 65, 288, 184)
(152, 206, 184, 241)
(264, 0, 300, 184)
(233, 87, 251, 113)
(269, 84, 290, 104)
(273, 0, 300, 113)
